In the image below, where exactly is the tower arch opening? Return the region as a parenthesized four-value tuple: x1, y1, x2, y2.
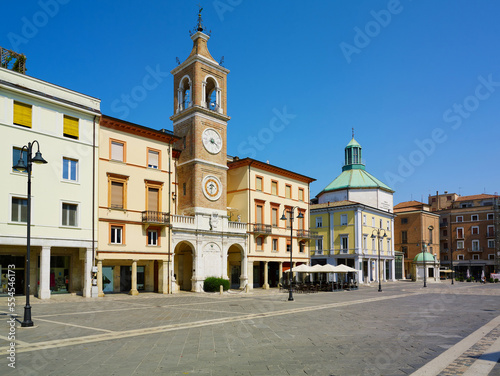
(177, 75, 192, 113)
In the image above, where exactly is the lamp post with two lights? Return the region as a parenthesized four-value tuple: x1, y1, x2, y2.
(281, 206, 303, 302)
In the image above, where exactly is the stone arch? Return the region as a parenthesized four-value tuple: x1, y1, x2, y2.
(177, 75, 192, 112)
(174, 240, 194, 291)
(227, 243, 245, 289)
(203, 75, 222, 113)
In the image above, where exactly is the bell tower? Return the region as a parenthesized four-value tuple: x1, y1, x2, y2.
(170, 8, 230, 216)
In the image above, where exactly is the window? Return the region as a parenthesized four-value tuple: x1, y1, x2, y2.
(372, 217, 375, 227)
(471, 240, 480, 251)
(272, 238, 278, 252)
(298, 188, 304, 202)
(401, 217, 408, 224)
(147, 187, 160, 211)
(363, 235, 368, 250)
(487, 225, 494, 237)
(108, 174, 128, 210)
(148, 230, 158, 246)
(110, 225, 123, 244)
(379, 219, 383, 228)
(457, 227, 464, 238)
(285, 185, 291, 199)
(256, 237, 263, 250)
(285, 210, 291, 229)
(387, 221, 390, 230)
(340, 236, 348, 252)
(316, 238, 323, 251)
(271, 207, 278, 227)
(443, 255, 448, 261)
(471, 226, 479, 235)
(472, 254, 479, 260)
(401, 246, 408, 257)
(371, 237, 376, 250)
(340, 214, 348, 226)
(443, 218, 448, 224)
(11, 197, 27, 223)
(287, 241, 291, 253)
(256, 204, 263, 224)
(444, 242, 448, 249)
(363, 215, 367, 225)
(457, 240, 464, 249)
(487, 213, 494, 220)
(13, 101, 32, 128)
(255, 176, 262, 191)
(443, 230, 447, 236)
(183, 183, 186, 196)
(316, 217, 323, 228)
(62, 203, 78, 227)
(387, 239, 391, 252)
(456, 216, 463, 222)
(148, 149, 160, 169)
(271, 181, 278, 195)
(447, 196, 452, 201)
(488, 254, 495, 260)
(111, 140, 125, 162)
(471, 214, 478, 221)
(63, 115, 79, 139)
(299, 242, 305, 253)
(62, 158, 78, 181)
(12, 147, 28, 173)
(457, 254, 464, 260)
(488, 240, 495, 249)
(401, 231, 408, 244)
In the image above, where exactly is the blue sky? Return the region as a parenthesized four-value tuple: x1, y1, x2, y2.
(3, 0, 499, 204)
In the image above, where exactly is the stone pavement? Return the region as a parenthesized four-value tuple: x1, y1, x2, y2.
(0, 282, 499, 375)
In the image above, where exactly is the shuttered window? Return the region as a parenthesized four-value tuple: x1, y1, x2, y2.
(148, 150, 159, 169)
(111, 181, 124, 209)
(285, 185, 291, 199)
(271, 181, 277, 195)
(111, 141, 124, 161)
(256, 205, 263, 224)
(63, 115, 79, 139)
(147, 188, 159, 211)
(13, 101, 32, 128)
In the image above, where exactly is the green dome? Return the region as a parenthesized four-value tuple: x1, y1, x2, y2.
(323, 169, 394, 193)
(346, 137, 361, 148)
(413, 252, 435, 263)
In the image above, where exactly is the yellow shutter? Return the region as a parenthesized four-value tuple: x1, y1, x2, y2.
(13, 101, 32, 128)
(63, 115, 79, 139)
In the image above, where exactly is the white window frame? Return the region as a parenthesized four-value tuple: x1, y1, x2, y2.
(471, 240, 480, 251)
(457, 227, 464, 238)
(148, 150, 159, 169)
(457, 240, 464, 249)
(457, 254, 464, 260)
(488, 254, 494, 260)
(148, 229, 158, 246)
(110, 226, 123, 244)
(363, 234, 368, 251)
(471, 214, 479, 221)
(472, 254, 479, 260)
(61, 201, 79, 227)
(316, 217, 323, 228)
(363, 215, 367, 225)
(386, 220, 390, 230)
(456, 216, 463, 222)
(340, 235, 348, 253)
(272, 238, 278, 252)
(372, 217, 375, 227)
(487, 225, 494, 237)
(10, 195, 28, 223)
(111, 141, 124, 162)
(340, 214, 348, 226)
(387, 239, 391, 253)
(471, 226, 479, 235)
(62, 157, 79, 183)
(488, 239, 495, 249)
(487, 213, 494, 220)
(316, 238, 323, 251)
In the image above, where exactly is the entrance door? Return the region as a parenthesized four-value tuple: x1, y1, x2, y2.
(102, 266, 114, 292)
(120, 266, 131, 292)
(0, 256, 25, 296)
(231, 265, 240, 289)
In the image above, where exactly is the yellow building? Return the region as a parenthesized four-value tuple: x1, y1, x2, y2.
(310, 137, 396, 283)
(227, 158, 315, 288)
(97, 116, 179, 295)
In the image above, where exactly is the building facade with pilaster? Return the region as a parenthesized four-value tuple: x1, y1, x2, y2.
(0, 65, 100, 299)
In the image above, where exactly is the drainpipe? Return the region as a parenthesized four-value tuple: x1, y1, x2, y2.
(92, 115, 97, 270)
(168, 142, 172, 293)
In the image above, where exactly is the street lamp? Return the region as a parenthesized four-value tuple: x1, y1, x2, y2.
(12, 140, 48, 327)
(371, 229, 387, 292)
(281, 206, 303, 302)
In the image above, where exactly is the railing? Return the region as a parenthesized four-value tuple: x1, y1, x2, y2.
(0, 47, 26, 74)
(171, 214, 195, 225)
(297, 229, 315, 238)
(228, 221, 246, 231)
(252, 223, 272, 234)
(314, 250, 323, 256)
(141, 211, 169, 224)
(467, 247, 484, 253)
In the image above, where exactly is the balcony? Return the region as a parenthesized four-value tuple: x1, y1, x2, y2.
(467, 247, 484, 253)
(252, 223, 272, 235)
(141, 211, 169, 228)
(297, 229, 317, 240)
(440, 222, 448, 228)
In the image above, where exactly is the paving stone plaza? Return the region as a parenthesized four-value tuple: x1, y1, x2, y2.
(1, 282, 500, 375)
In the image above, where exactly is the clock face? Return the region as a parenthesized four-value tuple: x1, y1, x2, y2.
(202, 175, 222, 201)
(202, 128, 223, 154)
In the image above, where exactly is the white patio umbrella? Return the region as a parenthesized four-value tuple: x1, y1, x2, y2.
(319, 264, 338, 272)
(284, 264, 312, 272)
(334, 264, 357, 273)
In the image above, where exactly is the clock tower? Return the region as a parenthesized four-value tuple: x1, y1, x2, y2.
(170, 10, 230, 217)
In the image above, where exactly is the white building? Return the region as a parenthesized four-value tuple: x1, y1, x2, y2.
(0, 66, 100, 299)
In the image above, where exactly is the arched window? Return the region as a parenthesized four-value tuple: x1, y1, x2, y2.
(202, 76, 222, 114)
(177, 76, 192, 113)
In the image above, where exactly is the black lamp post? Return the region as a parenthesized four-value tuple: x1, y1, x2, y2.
(12, 141, 48, 327)
(371, 229, 386, 292)
(281, 206, 303, 302)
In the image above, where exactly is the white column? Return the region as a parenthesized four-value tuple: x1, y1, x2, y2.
(162, 261, 169, 294)
(177, 88, 182, 112)
(221, 243, 229, 280)
(217, 89, 222, 113)
(201, 81, 207, 107)
(240, 249, 248, 289)
(39, 246, 51, 300)
(263, 261, 269, 289)
(247, 260, 254, 290)
(83, 248, 92, 298)
(391, 258, 396, 281)
(278, 262, 283, 285)
(130, 260, 139, 296)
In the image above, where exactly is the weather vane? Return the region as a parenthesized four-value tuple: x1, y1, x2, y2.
(352, 127, 354, 138)
(189, 3, 211, 36)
